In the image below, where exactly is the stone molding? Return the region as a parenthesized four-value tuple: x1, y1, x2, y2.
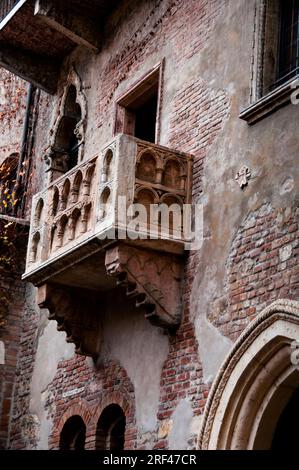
(198, 299, 299, 449)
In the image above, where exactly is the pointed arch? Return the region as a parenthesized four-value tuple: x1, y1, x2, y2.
(198, 299, 299, 450)
(44, 66, 87, 180)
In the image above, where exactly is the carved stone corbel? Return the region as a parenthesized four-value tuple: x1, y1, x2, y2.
(37, 283, 103, 357)
(105, 244, 183, 330)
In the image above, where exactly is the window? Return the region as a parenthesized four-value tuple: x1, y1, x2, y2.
(96, 404, 126, 450)
(258, 0, 299, 96)
(240, 1, 299, 123)
(53, 85, 82, 173)
(59, 415, 86, 450)
(46, 68, 87, 183)
(115, 62, 163, 144)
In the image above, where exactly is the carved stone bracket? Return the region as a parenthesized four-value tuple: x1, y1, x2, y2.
(105, 244, 183, 330)
(37, 283, 103, 358)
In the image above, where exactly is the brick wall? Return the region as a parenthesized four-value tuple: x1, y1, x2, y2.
(4, 0, 298, 451)
(11, 0, 231, 450)
(208, 204, 299, 341)
(0, 235, 27, 449)
(47, 357, 137, 450)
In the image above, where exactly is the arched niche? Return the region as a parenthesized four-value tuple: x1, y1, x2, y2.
(198, 299, 299, 450)
(59, 415, 86, 450)
(136, 149, 160, 184)
(69, 208, 81, 241)
(30, 231, 41, 263)
(134, 187, 158, 227)
(96, 404, 126, 450)
(61, 178, 71, 210)
(71, 170, 83, 204)
(162, 158, 183, 190)
(101, 149, 113, 183)
(99, 187, 111, 220)
(52, 186, 59, 217)
(34, 198, 44, 228)
(56, 214, 68, 249)
(160, 193, 183, 234)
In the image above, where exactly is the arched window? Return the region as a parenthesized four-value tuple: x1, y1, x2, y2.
(96, 404, 126, 450)
(47, 84, 84, 181)
(0, 154, 19, 215)
(54, 85, 82, 172)
(59, 415, 86, 450)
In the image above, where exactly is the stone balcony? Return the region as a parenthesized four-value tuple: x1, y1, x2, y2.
(0, 0, 117, 92)
(23, 134, 194, 357)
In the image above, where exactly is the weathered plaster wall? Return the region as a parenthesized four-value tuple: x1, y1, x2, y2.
(2, 0, 298, 450)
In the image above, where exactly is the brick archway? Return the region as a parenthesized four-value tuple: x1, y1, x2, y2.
(50, 398, 91, 449)
(87, 390, 136, 450)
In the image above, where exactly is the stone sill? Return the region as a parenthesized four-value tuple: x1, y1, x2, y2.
(239, 77, 299, 125)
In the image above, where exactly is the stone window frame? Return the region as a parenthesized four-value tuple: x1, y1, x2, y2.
(240, 0, 299, 124)
(113, 60, 165, 145)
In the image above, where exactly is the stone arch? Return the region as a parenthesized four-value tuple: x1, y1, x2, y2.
(162, 157, 184, 190)
(51, 399, 91, 450)
(160, 193, 183, 234)
(198, 299, 299, 450)
(99, 187, 111, 220)
(69, 207, 81, 241)
(136, 148, 161, 184)
(83, 162, 96, 196)
(71, 170, 83, 203)
(134, 187, 159, 227)
(61, 178, 70, 210)
(56, 214, 68, 248)
(30, 231, 40, 263)
(95, 404, 126, 450)
(34, 198, 44, 227)
(101, 148, 113, 183)
(91, 391, 134, 450)
(52, 186, 59, 216)
(59, 415, 86, 450)
(82, 202, 92, 233)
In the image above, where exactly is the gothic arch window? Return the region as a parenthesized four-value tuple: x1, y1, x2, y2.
(0, 153, 18, 215)
(59, 415, 86, 450)
(45, 68, 87, 182)
(54, 85, 82, 172)
(96, 404, 126, 450)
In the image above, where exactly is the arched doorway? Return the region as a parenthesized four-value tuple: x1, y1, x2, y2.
(96, 404, 126, 450)
(59, 415, 86, 450)
(198, 300, 299, 450)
